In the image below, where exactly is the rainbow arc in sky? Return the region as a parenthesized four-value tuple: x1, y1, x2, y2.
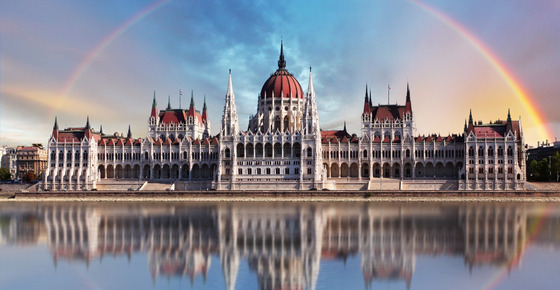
(56, 0, 552, 142)
(408, 0, 552, 141)
(55, 0, 172, 112)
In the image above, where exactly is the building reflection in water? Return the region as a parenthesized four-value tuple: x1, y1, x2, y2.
(1, 202, 559, 290)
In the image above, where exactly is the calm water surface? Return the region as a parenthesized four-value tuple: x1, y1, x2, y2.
(1, 201, 559, 290)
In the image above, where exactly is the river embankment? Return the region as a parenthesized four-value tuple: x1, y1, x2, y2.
(3, 190, 560, 203)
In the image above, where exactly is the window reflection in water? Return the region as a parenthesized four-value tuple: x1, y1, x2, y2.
(1, 203, 559, 289)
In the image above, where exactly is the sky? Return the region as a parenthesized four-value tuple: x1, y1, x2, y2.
(1, 0, 559, 147)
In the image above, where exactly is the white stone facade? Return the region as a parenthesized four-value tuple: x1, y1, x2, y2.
(42, 44, 526, 191)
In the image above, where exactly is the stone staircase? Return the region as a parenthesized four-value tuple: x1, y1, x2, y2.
(140, 182, 173, 191)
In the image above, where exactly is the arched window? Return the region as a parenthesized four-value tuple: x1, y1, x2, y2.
(468, 146, 474, 157)
(224, 148, 231, 158)
(307, 147, 312, 157)
(237, 143, 244, 157)
(363, 150, 368, 158)
(478, 146, 484, 157)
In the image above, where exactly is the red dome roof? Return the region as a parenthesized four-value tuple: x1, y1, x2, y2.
(259, 43, 303, 99)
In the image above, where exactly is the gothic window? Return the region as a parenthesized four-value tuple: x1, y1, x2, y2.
(488, 147, 494, 156)
(507, 146, 513, 156)
(274, 116, 280, 131)
(265, 143, 273, 157)
(406, 149, 410, 158)
(307, 147, 312, 157)
(283, 116, 289, 131)
(225, 148, 231, 158)
(237, 143, 245, 157)
(256, 143, 263, 157)
(478, 146, 484, 157)
(468, 146, 474, 157)
(498, 146, 504, 157)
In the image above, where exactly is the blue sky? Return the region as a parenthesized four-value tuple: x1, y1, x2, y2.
(1, 0, 559, 146)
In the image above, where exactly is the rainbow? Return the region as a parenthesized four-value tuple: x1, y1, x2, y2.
(481, 204, 553, 290)
(55, 0, 172, 112)
(408, 0, 552, 141)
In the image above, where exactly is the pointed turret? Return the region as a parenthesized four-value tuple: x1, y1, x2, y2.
(221, 70, 239, 136)
(506, 108, 513, 134)
(278, 40, 286, 70)
(464, 119, 468, 132)
(167, 95, 171, 110)
(369, 90, 372, 106)
(468, 109, 473, 126)
(202, 95, 208, 123)
(343, 121, 347, 132)
(127, 125, 132, 139)
(99, 125, 103, 135)
(188, 90, 196, 117)
(363, 84, 371, 114)
(303, 67, 323, 184)
(405, 82, 412, 113)
(84, 116, 92, 139)
(150, 90, 158, 118)
(52, 116, 59, 140)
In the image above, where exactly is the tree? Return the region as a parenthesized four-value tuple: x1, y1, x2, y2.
(528, 159, 540, 181)
(551, 152, 560, 182)
(22, 171, 36, 183)
(0, 168, 11, 181)
(538, 159, 550, 181)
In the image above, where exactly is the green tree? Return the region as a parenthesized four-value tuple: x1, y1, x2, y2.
(551, 152, 560, 182)
(538, 159, 551, 181)
(528, 159, 540, 181)
(0, 168, 11, 181)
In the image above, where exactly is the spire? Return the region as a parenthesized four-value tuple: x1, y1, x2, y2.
(53, 116, 58, 130)
(406, 82, 411, 103)
(85, 116, 90, 130)
(464, 119, 468, 132)
(190, 90, 195, 108)
(507, 108, 512, 122)
(277, 40, 286, 70)
(202, 95, 208, 123)
(405, 82, 412, 112)
(127, 125, 132, 139)
(468, 109, 473, 125)
(343, 121, 347, 132)
(227, 69, 234, 96)
(369, 90, 372, 106)
(99, 125, 103, 135)
(167, 95, 171, 110)
(307, 67, 314, 95)
(151, 91, 158, 118)
(221, 69, 239, 136)
(363, 84, 371, 114)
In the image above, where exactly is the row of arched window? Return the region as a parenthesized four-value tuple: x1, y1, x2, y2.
(468, 145, 513, 158)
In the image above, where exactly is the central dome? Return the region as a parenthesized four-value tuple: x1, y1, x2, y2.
(259, 42, 304, 99)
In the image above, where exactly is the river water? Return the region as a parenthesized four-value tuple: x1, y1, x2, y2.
(1, 201, 559, 290)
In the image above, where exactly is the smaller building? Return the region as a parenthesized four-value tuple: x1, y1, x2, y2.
(1, 146, 17, 180)
(16, 145, 47, 181)
(526, 139, 560, 163)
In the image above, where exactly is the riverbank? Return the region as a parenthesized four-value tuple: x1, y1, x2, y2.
(5, 190, 560, 203)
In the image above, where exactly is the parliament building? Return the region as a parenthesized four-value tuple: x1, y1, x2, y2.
(42, 43, 526, 191)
